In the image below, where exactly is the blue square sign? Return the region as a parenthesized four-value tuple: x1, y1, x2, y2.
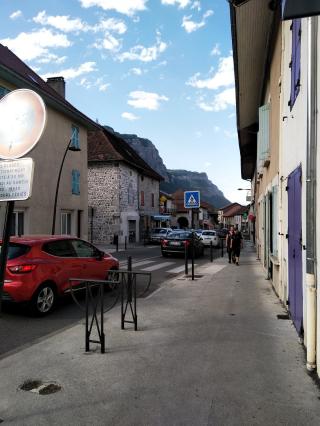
(184, 191, 200, 209)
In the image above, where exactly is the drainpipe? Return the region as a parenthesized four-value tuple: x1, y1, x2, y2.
(306, 16, 317, 372)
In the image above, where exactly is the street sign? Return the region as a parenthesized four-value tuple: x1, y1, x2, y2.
(242, 212, 248, 220)
(0, 158, 34, 201)
(184, 191, 200, 209)
(0, 89, 46, 159)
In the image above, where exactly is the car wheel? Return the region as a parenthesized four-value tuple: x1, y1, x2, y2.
(162, 251, 168, 257)
(30, 283, 56, 316)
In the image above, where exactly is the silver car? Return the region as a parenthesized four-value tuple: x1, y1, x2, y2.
(149, 228, 172, 244)
(200, 230, 220, 247)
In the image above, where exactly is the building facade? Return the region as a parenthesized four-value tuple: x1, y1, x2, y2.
(0, 44, 98, 238)
(88, 128, 162, 244)
(230, 0, 320, 374)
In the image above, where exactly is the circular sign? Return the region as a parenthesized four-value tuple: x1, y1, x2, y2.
(0, 89, 46, 159)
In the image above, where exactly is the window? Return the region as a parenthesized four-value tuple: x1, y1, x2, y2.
(43, 239, 75, 257)
(72, 170, 80, 195)
(70, 125, 80, 149)
(271, 185, 278, 257)
(10, 211, 24, 236)
(70, 239, 99, 258)
(0, 243, 30, 260)
(0, 86, 10, 99)
(151, 193, 155, 208)
(128, 182, 135, 205)
(257, 103, 270, 173)
(289, 19, 301, 110)
(61, 212, 72, 235)
(140, 191, 145, 206)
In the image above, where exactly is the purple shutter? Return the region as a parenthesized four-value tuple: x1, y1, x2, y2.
(290, 19, 301, 109)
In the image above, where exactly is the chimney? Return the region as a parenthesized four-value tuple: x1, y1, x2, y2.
(46, 76, 65, 98)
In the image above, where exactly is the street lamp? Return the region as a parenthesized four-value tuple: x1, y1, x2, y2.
(51, 134, 81, 235)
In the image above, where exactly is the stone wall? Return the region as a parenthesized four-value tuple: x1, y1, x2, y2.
(88, 163, 120, 243)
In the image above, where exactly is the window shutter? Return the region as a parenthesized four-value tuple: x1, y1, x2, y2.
(272, 185, 278, 257)
(257, 104, 270, 172)
(72, 170, 80, 195)
(290, 19, 301, 109)
(71, 125, 80, 149)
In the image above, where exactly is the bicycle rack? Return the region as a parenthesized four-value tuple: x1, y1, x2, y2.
(68, 268, 151, 353)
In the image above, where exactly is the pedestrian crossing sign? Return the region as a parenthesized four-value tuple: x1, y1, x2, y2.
(184, 191, 200, 209)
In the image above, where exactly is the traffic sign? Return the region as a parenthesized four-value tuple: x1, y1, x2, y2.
(0, 158, 34, 201)
(184, 191, 200, 209)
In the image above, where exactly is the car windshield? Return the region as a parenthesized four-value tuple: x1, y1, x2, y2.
(0, 243, 30, 260)
(203, 231, 216, 236)
(169, 232, 192, 239)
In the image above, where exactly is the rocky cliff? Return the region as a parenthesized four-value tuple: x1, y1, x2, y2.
(104, 126, 230, 208)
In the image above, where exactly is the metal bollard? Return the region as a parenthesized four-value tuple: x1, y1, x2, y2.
(191, 234, 195, 281)
(125, 236, 127, 250)
(210, 241, 213, 262)
(185, 242, 188, 275)
(221, 238, 224, 257)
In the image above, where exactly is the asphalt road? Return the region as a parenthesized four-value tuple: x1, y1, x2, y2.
(0, 244, 223, 358)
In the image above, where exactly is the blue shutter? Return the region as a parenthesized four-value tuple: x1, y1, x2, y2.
(71, 125, 80, 149)
(290, 19, 301, 109)
(72, 170, 80, 195)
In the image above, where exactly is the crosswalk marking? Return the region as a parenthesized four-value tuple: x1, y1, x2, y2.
(119, 259, 156, 268)
(141, 262, 175, 272)
(166, 264, 198, 274)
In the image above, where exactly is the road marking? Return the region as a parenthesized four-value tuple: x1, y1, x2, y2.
(166, 264, 198, 274)
(141, 262, 175, 271)
(132, 260, 156, 267)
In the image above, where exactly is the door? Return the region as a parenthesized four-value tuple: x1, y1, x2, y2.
(129, 220, 136, 242)
(287, 166, 303, 334)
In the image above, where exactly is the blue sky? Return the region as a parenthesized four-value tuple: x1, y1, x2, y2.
(1, 0, 250, 204)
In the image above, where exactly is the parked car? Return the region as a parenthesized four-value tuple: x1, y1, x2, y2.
(194, 229, 203, 237)
(161, 231, 204, 257)
(149, 227, 172, 244)
(216, 228, 229, 238)
(1, 235, 119, 315)
(200, 230, 220, 247)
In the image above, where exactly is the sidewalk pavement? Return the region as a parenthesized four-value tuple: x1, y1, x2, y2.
(1, 245, 320, 425)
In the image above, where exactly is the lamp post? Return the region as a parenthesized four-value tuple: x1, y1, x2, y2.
(51, 135, 81, 235)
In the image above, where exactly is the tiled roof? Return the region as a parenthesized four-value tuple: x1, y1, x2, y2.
(223, 203, 248, 217)
(0, 43, 98, 129)
(88, 128, 164, 181)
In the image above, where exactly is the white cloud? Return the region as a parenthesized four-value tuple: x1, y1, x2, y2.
(0, 29, 71, 61)
(128, 91, 169, 110)
(118, 36, 167, 62)
(37, 53, 67, 64)
(79, 76, 110, 91)
(10, 10, 22, 20)
(42, 61, 97, 80)
(214, 125, 220, 133)
(195, 131, 202, 138)
(198, 87, 235, 112)
(187, 55, 234, 90)
(79, 0, 147, 16)
(94, 34, 122, 51)
(204, 161, 212, 168)
(182, 10, 213, 33)
(122, 112, 140, 121)
(97, 18, 127, 34)
(33, 11, 88, 32)
(191, 1, 201, 11)
(161, 0, 190, 8)
(210, 43, 221, 56)
(131, 67, 143, 75)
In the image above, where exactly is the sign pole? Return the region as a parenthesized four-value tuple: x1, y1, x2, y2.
(0, 201, 14, 315)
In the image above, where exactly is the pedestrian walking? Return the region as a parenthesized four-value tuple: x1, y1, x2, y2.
(226, 226, 235, 264)
(231, 228, 243, 265)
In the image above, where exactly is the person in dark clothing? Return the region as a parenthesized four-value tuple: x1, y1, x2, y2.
(231, 229, 243, 265)
(226, 226, 235, 264)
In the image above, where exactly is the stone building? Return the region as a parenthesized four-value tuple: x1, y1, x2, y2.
(88, 128, 163, 244)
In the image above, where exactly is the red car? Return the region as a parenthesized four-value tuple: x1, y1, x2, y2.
(1, 235, 119, 315)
